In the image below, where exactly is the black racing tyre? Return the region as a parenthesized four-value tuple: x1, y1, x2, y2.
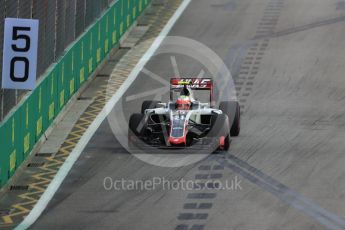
(219, 101, 240, 137)
(129, 113, 145, 136)
(141, 100, 161, 114)
(209, 114, 230, 136)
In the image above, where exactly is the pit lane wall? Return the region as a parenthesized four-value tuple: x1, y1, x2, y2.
(0, 0, 151, 188)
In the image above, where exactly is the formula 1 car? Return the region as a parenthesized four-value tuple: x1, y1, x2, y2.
(128, 78, 240, 151)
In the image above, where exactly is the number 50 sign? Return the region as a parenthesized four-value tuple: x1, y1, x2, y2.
(2, 18, 39, 90)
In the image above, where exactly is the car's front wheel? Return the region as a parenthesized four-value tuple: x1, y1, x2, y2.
(219, 101, 240, 136)
(128, 113, 146, 148)
(129, 113, 145, 135)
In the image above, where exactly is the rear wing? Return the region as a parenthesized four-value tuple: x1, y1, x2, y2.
(170, 78, 212, 90)
(170, 78, 214, 105)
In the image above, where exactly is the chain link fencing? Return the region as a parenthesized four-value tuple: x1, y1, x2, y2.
(0, 0, 117, 121)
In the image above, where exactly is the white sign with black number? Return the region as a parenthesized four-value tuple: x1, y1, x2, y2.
(1, 18, 39, 90)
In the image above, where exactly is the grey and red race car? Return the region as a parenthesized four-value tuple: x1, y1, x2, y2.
(128, 78, 240, 151)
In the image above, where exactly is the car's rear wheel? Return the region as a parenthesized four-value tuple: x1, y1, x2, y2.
(141, 100, 161, 114)
(219, 101, 240, 136)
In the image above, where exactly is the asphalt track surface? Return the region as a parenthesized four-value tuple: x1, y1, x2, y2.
(30, 0, 345, 229)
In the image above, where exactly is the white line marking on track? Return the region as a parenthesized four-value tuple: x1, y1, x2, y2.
(171, 56, 180, 76)
(141, 67, 170, 85)
(15, 0, 192, 229)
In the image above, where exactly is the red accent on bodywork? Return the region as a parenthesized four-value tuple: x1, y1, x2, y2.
(169, 136, 186, 145)
(219, 136, 225, 150)
(169, 115, 188, 145)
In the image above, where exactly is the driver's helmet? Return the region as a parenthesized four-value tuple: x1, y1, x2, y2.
(176, 96, 191, 110)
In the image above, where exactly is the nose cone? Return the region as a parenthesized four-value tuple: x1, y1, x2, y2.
(169, 136, 186, 145)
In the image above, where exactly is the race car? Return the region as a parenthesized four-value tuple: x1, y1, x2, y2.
(128, 78, 240, 151)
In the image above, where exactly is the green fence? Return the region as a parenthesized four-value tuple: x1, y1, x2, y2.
(0, 0, 151, 187)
